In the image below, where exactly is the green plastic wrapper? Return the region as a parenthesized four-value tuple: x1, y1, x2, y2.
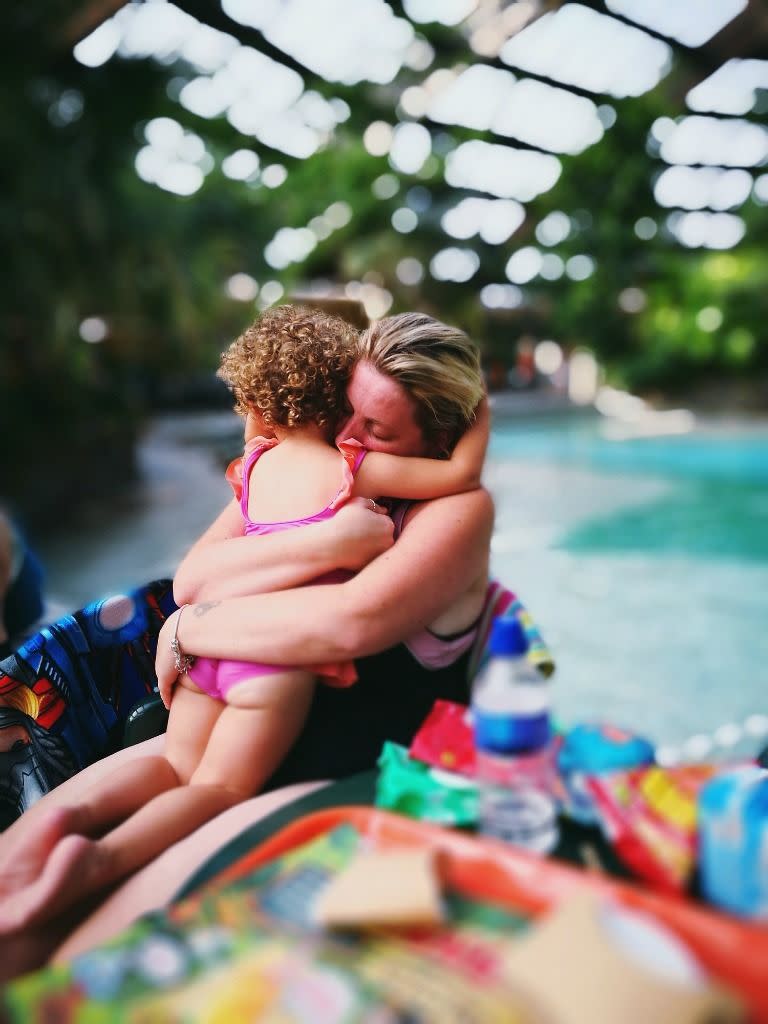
(375, 741, 479, 826)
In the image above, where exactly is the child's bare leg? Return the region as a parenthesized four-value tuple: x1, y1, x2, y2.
(0, 673, 314, 937)
(53, 780, 329, 965)
(0, 684, 225, 931)
(23, 670, 316, 922)
(0, 756, 182, 932)
(0, 736, 166, 898)
(191, 669, 316, 794)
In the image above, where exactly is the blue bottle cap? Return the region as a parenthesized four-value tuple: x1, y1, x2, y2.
(488, 617, 528, 656)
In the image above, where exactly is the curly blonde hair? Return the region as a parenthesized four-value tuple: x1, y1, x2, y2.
(218, 305, 358, 436)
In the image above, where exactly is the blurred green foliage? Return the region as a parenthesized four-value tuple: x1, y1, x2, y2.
(2, 6, 766, 497)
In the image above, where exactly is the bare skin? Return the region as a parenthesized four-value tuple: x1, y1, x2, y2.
(0, 397, 488, 935)
(0, 359, 493, 977)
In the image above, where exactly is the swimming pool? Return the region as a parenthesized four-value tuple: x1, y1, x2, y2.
(486, 411, 768, 757)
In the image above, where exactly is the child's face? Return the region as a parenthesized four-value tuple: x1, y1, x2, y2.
(339, 361, 428, 457)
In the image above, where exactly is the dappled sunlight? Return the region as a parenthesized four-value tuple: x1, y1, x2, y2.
(69, 0, 765, 300)
(666, 211, 746, 251)
(10, 0, 768, 519)
(430, 247, 480, 283)
(441, 197, 525, 245)
(445, 140, 561, 200)
(657, 115, 768, 168)
(687, 58, 768, 116)
(428, 64, 605, 155)
(606, 0, 747, 48)
(135, 116, 212, 195)
(653, 167, 753, 212)
(596, 386, 695, 440)
(500, 3, 672, 98)
(223, 0, 414, 84)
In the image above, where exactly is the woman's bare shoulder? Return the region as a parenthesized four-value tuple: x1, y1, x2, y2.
(399, 490, 492, 635)
(400, 486, 494, 533)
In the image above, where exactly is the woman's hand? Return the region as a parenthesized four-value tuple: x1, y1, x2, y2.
(156, 609, 181, 709)
(327, 498, 395, 571)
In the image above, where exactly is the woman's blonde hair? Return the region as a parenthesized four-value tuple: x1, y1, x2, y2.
(357, 313, 484, 453)
(218, 305, 357, 437)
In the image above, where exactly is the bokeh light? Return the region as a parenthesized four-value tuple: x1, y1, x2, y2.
(430, 247, 480, 282)
(79, 317, 108, 343)
(226, 273, 258, 301)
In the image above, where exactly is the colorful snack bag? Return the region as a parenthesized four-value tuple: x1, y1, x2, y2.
(557, 723, 655, 824)
(375, 741, 479, 827)
(410, 699, 569, 808)
(409, 700, 477, 776)
(586, 763, 725, 891)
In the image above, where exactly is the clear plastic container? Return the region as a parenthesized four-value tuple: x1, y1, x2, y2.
(472, 616, 558, 854)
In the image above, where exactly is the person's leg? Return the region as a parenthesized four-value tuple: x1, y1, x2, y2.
(0, 735, 166, 898)
(52, 779, 329, 964)
(188, 669, 316, 794)
(0, 755, 184, 931)
(53, 669, 317, 905)
(0, 672, 314, 931)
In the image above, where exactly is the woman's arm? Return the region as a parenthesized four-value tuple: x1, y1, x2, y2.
(173, 498, 394, 605)
(351, 397, 489, 500)
(158, 488, 493, 691)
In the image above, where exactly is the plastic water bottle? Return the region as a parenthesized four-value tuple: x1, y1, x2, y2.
(471, 616, 558, 854)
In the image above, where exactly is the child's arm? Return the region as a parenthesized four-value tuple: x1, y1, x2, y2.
(174, 500, 393, 605)
(352, 397, 489, 501)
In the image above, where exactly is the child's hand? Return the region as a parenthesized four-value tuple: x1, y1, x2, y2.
(448, 394, 490, 490)
(470, 394, 490, 447)
(156, 611, 181, 709)
(328, 498, 395, 570)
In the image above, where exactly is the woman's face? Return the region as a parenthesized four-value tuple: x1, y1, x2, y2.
(340, 361, 429, 457)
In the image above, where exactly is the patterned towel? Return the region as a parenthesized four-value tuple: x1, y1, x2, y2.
(0, 580, 176, 830)
(467, 579, 555, 683)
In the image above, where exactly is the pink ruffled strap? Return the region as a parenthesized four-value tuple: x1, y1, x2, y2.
(328, 437, 368, 510)
(225, 435, 279, 504)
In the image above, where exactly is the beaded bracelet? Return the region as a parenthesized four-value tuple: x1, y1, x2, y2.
(170, 605, 196, 674)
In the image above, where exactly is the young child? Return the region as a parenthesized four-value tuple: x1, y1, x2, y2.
(0, 304, 487, 929)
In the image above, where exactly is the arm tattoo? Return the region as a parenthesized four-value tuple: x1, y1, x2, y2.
(192, 601, 221, 618)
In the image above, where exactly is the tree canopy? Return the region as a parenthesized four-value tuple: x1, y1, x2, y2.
(3, 0, 767, 500)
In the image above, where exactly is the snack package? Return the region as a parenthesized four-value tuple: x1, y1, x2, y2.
(409, 700, 477, 775)
(409, 700, 569, 810)
(375, 741, 479, 827)
(586, 763, 725, 891)
(557, 723, 655, 824)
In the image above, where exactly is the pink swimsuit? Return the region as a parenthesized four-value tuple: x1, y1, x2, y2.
(188, 436, 367, 701)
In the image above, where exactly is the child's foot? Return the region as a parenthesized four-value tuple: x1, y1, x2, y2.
(0, 806, 82, 899)
(0, 833, 108, 932)
(0, 913, 79, 983)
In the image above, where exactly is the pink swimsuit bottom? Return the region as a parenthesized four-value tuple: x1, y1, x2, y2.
(188, 436, 365, 702)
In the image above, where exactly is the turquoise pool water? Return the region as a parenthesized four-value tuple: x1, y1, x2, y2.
(486, 413, 768, 754)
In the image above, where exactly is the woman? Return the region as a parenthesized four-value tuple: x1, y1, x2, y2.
(163, 311, 492, 785)
(0, 312, 493, 974)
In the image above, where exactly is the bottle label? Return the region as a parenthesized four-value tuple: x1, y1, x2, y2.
(473, 708, 550, 754)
